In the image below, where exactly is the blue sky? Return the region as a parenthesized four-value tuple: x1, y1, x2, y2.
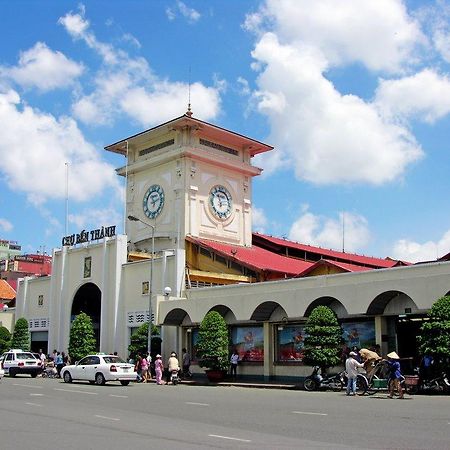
(1, 0, 450, 263)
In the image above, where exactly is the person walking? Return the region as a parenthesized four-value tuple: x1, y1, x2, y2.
(345, 351, 364, 396)
(145, 352, 152, 380)
(55, 352, 64, 377)
(135, 354, 143, 382)
(140, 354, 149, 383)
(386, 352, 404, 399)
(154, 354, 165, 385)
(230, 349, 239, 380)
(182, 348, 191, 378)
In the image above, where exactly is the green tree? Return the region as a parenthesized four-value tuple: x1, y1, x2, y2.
(127, 323, 161, 359)
(196, 311, 229, 371)
(302, 306, 343, 372)
(418, 295, 450, 371)
(0, 326, 11, 354)
(10, 317, 30, 351)
(68, 312, 96, 362)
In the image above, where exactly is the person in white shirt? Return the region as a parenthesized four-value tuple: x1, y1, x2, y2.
(345, 351, 364, 396)
(230, 349, 239, 380)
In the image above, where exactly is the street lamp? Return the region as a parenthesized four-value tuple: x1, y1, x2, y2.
(128, 215, 155, 357)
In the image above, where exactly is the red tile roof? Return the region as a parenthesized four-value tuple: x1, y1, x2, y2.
(253, 233, 400, 268)
(0, 279, 16, 301)
(186, 236, 313, 276)
(298, 259, 373, 277)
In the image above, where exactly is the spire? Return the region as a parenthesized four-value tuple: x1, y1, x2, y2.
(185, 66, 193, 117)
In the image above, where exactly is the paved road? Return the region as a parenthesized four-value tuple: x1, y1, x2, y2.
(0, 376, 449, 449)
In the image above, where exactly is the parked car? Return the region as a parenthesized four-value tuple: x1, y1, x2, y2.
(0, 349, 43, 377)
(60, 354, 136, 386)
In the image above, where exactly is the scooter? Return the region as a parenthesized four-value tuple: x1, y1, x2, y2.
(303, 366, 344, 391)
(170, 369, 181, 385)
(419, 372, 450, 393)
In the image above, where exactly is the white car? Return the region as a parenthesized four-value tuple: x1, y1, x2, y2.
(60, 354, 136, 386)
(1, 349, 42, 378)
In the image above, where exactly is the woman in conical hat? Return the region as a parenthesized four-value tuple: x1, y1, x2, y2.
(386, 351, 403, 398)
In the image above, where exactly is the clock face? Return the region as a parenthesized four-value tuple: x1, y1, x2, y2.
(143, 184, 165, 219)
(209, 185, 232, 219)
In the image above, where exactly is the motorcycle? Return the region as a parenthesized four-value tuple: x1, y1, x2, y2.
(303, 366, 344, 391)
(419, 372, 450, 394)
(170, 369, 181, 385)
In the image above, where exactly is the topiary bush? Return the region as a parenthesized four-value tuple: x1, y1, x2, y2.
(0, 326, 11, 353)
(418, 295, 450, 371)
(68, 312, 97, 362)
(196, 311, 229, 371)
(10, 317, 30, 351)
(128, 322, 161, 360)
(302, 305, 343, 372)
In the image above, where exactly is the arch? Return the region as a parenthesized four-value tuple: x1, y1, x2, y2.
(161, 308, 192, 326)
(71, 282, 101, 349)
(367, 290, 418, 315)
(208, 305, 237, 323)
(304, 296, 348, 318)
(250, 301, 286, 321)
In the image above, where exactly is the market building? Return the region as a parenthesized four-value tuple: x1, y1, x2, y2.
(15, 111, 450, 380)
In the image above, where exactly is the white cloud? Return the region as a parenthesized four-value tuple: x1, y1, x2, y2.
(375, 69, 450, 123)
(252, 33, 423, 185)
(0, 218, 13, 232)
(391, 229, 450, 263)
(0, 89, 120, 204)
(177, 1, 201, 23)
(251, 0, 426, 73)
(252, 206, 268, 233)
(288, 210, 370, 253)
(60, 8, 219, 127)
(69, 207, 122, 230)
(166, 1, 201, 23)
(1, 42, 83, 91)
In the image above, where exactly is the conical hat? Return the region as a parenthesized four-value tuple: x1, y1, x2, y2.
(387, 351, 399, 359)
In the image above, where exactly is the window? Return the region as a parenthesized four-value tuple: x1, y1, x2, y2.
(38, 295, 44, 307)
(142, 281, 149, 295)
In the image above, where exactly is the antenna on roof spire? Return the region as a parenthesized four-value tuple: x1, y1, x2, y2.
(186, 66, 193, 117)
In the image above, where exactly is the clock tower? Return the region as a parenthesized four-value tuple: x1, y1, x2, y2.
(106, 112, 272, 253)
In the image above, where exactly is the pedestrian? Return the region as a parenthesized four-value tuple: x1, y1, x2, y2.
(38, 348, 46, 367)
(230, 349, 239, 379)
(62, 351, 70, 366)
(55, 352, 64, 377)
(182, 348, 191, 378)
(52, 349, 57, 362)
(345, 351, 364, 396)
(386, 352, 404, 399)
(140, 353, 149, 382)
(135, 354, 143, 382)
(145, 352, 152, 380)
(154, 354, 165, 385)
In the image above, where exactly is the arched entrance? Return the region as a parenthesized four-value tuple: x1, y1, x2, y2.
(71, 283, 101, 350)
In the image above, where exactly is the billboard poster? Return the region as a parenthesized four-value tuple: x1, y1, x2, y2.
(231, 326, 264, 361)
(277, 325, 306, 361)
(342, 321, 376, 351)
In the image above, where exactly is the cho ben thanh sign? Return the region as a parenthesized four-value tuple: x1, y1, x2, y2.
(62, 225, 116, 247)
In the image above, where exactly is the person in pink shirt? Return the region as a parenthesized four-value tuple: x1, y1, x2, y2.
(155, 354, 165, 385)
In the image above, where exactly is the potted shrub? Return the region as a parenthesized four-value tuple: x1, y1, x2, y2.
(196, 311, 229, 382)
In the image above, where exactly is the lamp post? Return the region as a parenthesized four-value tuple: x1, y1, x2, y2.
(128, 215, 155, 357)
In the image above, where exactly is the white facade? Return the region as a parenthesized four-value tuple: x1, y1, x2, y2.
(15, 113, 450, 379)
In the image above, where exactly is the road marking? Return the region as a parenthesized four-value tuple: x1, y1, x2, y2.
(54, 388, 98, 395)
(109, 394, 128, 398)
(95, 415, 120, 421)
(186, 402, 209, 406)
(30, 393, 44, 396)
(25, 402, 42, 407)
(209, 434, 251, 443)
(13, 384, 43, 389)
(292, 411, 328, 416)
